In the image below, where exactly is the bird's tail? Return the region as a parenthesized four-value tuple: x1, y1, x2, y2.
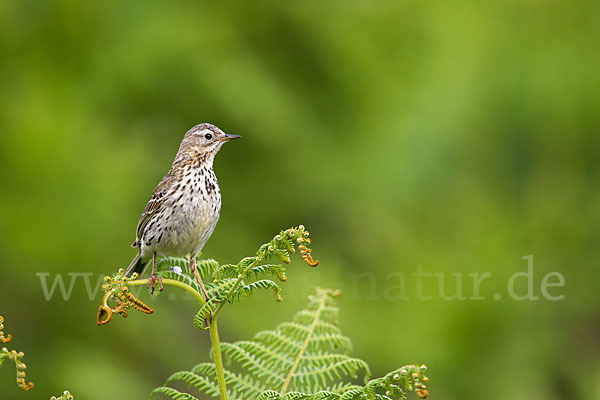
(124, 249, 147, 277)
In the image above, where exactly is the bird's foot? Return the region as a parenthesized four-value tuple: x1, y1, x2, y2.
(147, 273, 163, 294)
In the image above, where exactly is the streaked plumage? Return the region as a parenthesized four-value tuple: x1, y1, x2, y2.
(125, 123, 240, 294)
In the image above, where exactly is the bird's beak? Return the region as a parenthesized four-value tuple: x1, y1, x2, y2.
(219, 134, 242, 142)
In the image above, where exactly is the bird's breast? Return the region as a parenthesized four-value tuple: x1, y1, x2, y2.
(142, 168, 221, 257)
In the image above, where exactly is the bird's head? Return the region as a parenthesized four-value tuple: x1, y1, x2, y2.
(181, 123, 241, 156)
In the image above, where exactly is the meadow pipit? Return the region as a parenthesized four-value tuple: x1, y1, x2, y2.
(124, 123, 240, 298)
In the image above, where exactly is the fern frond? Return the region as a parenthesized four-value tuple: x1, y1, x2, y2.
(205, 278, 238, 300)
(151, 386, 200, 400)
(299, 353, 361, 368)
(220, 342, 286, 386)
(254, 330, 303, 356)
(236, 340, 294, 370)
(311, 392, 341, 400)
(224, 369, 264, 399)
(306, 334, 353, 353)
(240, 279, 283, 302)
(193, 298, 220, 330)
(156, 256, 189, 272)
(195, 259, 220, 279)
(190, 362, 217, 375)
(294, 307, 339, 326)
(153, 288, 429, 400)
(218, 261, 286, 282)
(164, 370, 221, 397)
(216, 263, 238, 280)
(256, 391, 283, 400)
(248, 264, 288, 282)
(158, 270, 202, 293)
(327, 382, 363, 394)
(281, 393, 312, 400)
(0, 315, 34, 392)
(339, 389, 362, 400)
(292, 357, 370, 393)
(156, 257, 219, 281)
(255, 391, 343, 400)
(150, 226, 315, 313)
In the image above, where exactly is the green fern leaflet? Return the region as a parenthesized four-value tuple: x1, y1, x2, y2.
(151, 288, 429, 400)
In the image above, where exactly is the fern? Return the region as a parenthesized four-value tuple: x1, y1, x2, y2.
(0, 315, 34, 392)
(151, 288, 429, 400)
(97, 226, 318, 327)
(96, 226, 429, 399)
(50, 391, 75, 400)
(157, 226, 317, 328)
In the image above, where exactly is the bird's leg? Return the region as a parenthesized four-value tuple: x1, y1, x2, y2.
(147, 252, 163, 294)
(190, 256, 211, 302)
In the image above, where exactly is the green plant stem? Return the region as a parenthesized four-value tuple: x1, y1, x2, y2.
(127, 278, 206, 305)
(205, 256, 275, 398)
(128, 277, 228, 398)
(209, 318, 228, 400)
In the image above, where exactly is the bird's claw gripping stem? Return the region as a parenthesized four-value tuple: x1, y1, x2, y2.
(147, 274, 163, 294)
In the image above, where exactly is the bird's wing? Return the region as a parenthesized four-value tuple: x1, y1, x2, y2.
(132, 172, 177, 247)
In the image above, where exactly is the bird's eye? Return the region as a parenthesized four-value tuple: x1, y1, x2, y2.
(204, 133, 212, 140)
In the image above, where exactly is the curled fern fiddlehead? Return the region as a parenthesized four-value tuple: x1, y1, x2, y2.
(96, 270, 154, 326)
(50, 390, 74, 400)
(0, 315, 34, 392)
(0, 315, 12, 344)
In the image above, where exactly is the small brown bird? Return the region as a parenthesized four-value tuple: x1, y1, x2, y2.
(125, 123, 240, 297)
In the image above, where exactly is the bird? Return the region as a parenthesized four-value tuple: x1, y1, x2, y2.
(124, 123, 240, 297)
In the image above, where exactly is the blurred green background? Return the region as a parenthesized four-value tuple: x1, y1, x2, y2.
(1, 1, 599, 399)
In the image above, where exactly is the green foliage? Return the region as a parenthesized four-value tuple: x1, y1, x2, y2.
(96, 226, 428, 399)
(156, 225, 318, 329)
(97, 226, 318, 327)
(151, 288, 429, 400)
